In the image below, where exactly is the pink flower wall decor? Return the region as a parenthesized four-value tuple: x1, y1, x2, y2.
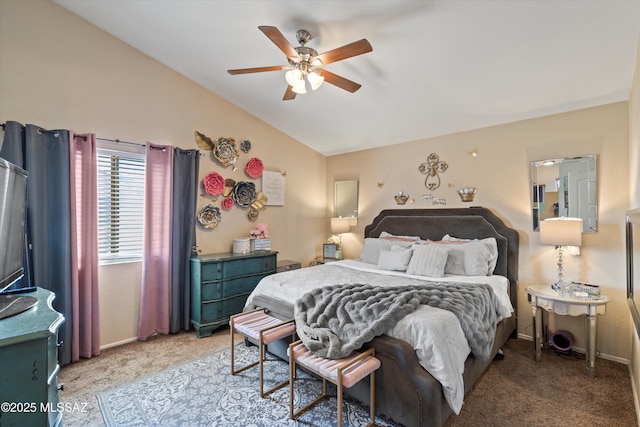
(203, 171, 225, 196)
(245, 157, 264, 179)
(221, 197, 235, 210)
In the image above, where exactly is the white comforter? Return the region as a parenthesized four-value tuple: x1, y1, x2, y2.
(245, 259, 513, 413)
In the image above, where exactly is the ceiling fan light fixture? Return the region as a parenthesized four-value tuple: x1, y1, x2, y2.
(292, 78, 307, 94)
(285, 68, 302, 86)
(307, 70, 324, 90)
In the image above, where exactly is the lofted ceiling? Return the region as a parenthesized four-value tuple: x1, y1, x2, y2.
(54, 0, 640, 156)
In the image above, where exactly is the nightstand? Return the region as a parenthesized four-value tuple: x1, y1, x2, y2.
(527, 285, 608, 377)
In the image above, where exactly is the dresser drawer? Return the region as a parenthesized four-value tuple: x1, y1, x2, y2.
(201, 294, 251, 324)
(201, 274, 269, 301)
(200, 256, 276, 281)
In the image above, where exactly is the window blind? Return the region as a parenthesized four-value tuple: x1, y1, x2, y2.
(97, 149, 145, 263)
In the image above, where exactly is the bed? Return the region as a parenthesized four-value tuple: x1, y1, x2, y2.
(245, 207, 519, 427)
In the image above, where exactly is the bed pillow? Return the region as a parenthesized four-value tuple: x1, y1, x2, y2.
(442, 235, 499, 274)
(406, 244, 448, 278)
(443, 240, 495, 276)
(377, 245, 413, 271)
(358, 238, 396, 264)
(379, 231, 422, 242)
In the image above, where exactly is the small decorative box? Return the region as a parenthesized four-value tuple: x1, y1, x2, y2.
(571, 282, 600, 296)
(250, 238, 271, 251)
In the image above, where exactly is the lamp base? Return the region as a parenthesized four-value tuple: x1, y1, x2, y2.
(552, 281, 573, 296)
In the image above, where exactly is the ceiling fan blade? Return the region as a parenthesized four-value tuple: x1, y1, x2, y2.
(259, 26, 299, 59)
(318, 70, 362, 93)
(283, 85, 297, 101)
(228, 65, 285, 75)
(316, 39, 372, 65)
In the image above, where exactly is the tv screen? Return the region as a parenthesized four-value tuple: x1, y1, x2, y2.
(0, 157, 28, 293)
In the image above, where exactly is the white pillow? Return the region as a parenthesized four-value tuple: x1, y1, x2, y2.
(444, 240, 494, 276)
(406, 244, 448, 278)
(358, 238, 394, 264)
(377, 246, 413, 271)
(442, 235, 499, 274)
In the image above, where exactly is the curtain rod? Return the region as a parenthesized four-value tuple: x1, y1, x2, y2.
(97, 137, 145, 148)
(2, 125, 201, 155)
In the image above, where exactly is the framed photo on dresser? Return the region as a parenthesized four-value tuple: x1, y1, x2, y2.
(323, 243, 337, 259)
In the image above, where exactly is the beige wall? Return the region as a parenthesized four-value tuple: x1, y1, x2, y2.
(0, 0, 327, 347)
(0, 0, 637, 372)
(327, 102, 631, 361)
(629, 35, 640, 424)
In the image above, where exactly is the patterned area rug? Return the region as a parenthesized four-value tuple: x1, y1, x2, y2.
(97, 344, 398, 427)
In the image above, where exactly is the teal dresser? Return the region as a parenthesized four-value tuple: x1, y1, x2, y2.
(190, 251, 277, 337)
(0, 288, 65, 427)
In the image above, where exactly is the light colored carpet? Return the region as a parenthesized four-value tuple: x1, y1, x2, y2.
(96, 343, 394, 427)
(58, 329, 637, 426)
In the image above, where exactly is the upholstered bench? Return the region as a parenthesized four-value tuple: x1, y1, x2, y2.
(230, 309, 296, 397)
(289, 340, 380, 427)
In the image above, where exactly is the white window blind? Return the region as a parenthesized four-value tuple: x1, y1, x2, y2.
(97, 147, 145, 263)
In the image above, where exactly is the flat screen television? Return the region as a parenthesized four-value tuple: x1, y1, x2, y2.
(0, 157, 33, 294)
(627, 208, 640, 340)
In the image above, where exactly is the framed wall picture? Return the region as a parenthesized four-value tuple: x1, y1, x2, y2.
(323, 243, 337, 259)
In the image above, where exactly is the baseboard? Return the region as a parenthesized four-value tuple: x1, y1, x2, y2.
(516, 333, 630, 365)
(100, 336, 137, 350)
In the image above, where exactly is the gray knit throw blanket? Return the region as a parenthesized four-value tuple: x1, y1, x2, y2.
(294, 282, 498, 360)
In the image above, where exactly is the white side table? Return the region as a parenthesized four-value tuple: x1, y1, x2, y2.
(526, 285, 608, 377)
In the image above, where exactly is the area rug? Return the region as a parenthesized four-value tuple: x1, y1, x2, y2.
(97, 344, 398, 426)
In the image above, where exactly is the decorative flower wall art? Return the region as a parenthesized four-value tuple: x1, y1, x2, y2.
(197, 205, 221, 229)
(194, 131, 239, 167)
(245, 157, 264, 179)
(240, 139, 252, 153)
(195, 131, 271, 226)
(202, 171, 225, 196)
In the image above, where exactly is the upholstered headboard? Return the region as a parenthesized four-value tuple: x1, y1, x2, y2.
(364, 207, 519, 309)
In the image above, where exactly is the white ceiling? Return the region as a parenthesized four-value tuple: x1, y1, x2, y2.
(54, 0, 640, 156)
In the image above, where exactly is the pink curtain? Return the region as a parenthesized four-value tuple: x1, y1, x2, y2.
(69, 132, 100, 361)
(138, 143, 174, 340)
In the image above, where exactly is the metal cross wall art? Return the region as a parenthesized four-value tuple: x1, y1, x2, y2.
(418, 153, 448, 191)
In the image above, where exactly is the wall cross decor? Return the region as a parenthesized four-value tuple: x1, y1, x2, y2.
(418, 153, 448, 190)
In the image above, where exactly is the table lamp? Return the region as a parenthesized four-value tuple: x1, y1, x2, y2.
(330, 217, 351, 259)
(539, 217, 583, 294)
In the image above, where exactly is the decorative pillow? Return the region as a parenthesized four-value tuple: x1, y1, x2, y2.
(358, 238, 396, 264)
(377, 246, 413, 271)
(444, 240, 495, 276)
(406, 244, 448, 278)
(379, 231, 422, 242)
(442, 235, 499, 274)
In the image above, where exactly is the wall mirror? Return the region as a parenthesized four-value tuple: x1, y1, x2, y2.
(531, 155, 597, 233)
(334, 180, 358, 218)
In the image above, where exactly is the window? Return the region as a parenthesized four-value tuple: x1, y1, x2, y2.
(97, 145, 145, 263)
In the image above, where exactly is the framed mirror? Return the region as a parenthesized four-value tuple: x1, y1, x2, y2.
(531, 155, 597, 233)
(334, 180, 358, 219)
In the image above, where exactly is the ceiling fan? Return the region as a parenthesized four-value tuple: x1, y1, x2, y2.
(227, 26, 372, 101)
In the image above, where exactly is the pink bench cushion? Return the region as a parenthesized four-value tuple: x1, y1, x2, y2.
(291, 343, 381, 388)
(233, 311, 296, 344)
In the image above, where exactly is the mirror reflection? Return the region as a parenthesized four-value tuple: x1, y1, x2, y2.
(334, 180, 358, 218)
(531, 155, 597, 233)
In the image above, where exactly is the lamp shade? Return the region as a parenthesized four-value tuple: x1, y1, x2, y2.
(539, 217, 583, 247)
(331, 217, 351, 234)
